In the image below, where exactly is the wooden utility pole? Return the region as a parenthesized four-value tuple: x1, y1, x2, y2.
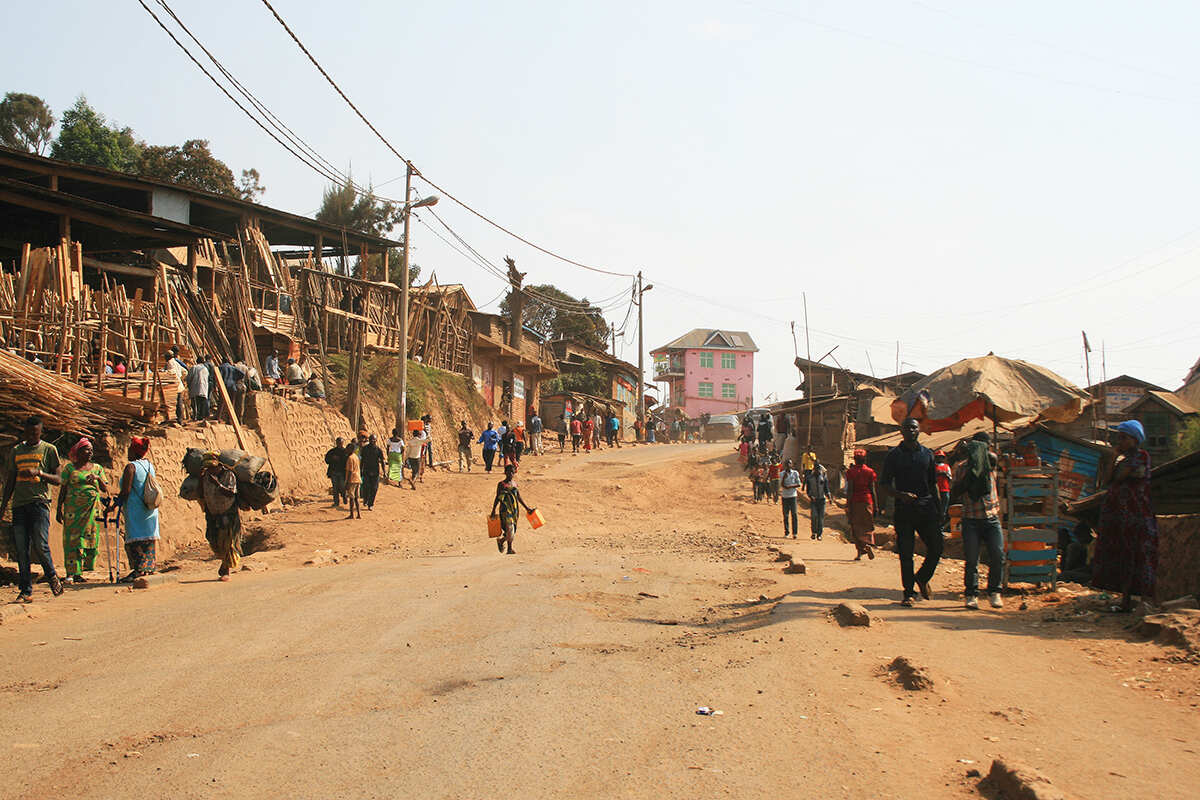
(395, 162, 413, 431)
(803, 292, 813, 448)
(1083, 330, 1096, 436)
(637, 271, 645, 426)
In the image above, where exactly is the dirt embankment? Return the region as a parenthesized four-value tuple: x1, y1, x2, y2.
(330, 355, 496, 462)
(86, 359, 489, 560)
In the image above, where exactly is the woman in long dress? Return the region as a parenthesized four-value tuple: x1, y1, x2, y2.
(56, 437, 108, 583)
(117, 436, 160, 580)
(843, 449, 878, 561)
(1091, 420, 1158, 612)
(386, 428, 407, 484)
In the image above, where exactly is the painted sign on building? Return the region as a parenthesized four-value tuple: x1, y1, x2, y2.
(1105, 386, 1143, 414)
(513, 375, 525, 399)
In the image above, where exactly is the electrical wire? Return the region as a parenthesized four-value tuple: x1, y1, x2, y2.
(135, 0, 345, 187)
(140, 0, 634, 328)
(423, 208, 630, 312)
(151, 0, 348, 186)
(257, 0, 635, 278)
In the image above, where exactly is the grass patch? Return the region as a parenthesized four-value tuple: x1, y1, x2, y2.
(328, 353, 489, 424)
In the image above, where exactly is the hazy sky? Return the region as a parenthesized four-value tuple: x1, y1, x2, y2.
(6, 1, 1199, 401)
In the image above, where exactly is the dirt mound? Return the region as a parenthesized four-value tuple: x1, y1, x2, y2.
(1138, 610, 1200, 654)
(881, 655, 935, 691)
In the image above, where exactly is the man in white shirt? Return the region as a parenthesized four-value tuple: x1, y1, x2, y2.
(165, 352, 188, 422)
(780, 459, 801, 538)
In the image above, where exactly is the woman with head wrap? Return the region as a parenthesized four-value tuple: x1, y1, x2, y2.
(1091, 420, 1158, 612)
(55, 438, 108, 583)
(199, 450, 241, 581)
(117, 436, 160, 580)
(843, 449, 878, 560)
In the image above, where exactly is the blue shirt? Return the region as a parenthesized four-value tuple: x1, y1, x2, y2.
(478, 429, 500, 451)
(124, 460, 160, 541)
(529, 416, 543, 434)
(218, 362, 244, 393)
(264, 354, 281, 380)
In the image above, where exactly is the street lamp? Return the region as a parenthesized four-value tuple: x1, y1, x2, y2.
(395, 161, 439, 430)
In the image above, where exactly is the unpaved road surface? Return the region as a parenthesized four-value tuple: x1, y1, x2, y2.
(2, 443, 1197, 799)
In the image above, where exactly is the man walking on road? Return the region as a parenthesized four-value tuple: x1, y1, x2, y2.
(780, 458, 801, 538)
(570, 416, 582, 453)
(325, 437, 348, 508)
(879, 418, 944, 607)
(478, 423, 500, 473)
(421, 413, 435, 469)
(457, 421, 475, 472)
(529, 412, 543, 456)
(953, 433, 1005, 609)
(360, 434, 385, 510)
(1, 416, 64, 602)
(805, 457, 830, 540)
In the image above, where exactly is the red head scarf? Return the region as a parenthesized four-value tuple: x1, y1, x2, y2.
(128, 436, 150, 460)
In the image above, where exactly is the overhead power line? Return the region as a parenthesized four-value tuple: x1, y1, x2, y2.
(257, 0, 635, 278)
(136, 0, 344, 186)
(139, 0, 633, 327)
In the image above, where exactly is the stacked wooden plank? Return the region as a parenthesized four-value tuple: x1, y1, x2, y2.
(0, 349, 119, 434)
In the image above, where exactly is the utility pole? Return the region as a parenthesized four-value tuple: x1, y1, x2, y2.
(803, 292, 813, 448)
(637, 271, 645, 426)
(395, 162, 413, 431)
(1083, 330, 1095, 437)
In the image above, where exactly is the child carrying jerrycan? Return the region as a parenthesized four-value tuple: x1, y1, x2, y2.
(489, 463, 539, 555)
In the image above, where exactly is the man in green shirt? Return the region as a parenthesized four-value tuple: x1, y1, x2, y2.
(1, 416, 64, 601)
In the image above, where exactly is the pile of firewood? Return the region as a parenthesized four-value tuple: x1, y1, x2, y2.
(0, 349, 132, 435)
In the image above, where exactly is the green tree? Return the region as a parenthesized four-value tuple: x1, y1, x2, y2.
(359, 247, 420, 285)
(500, 283, 608, 349)
(137, 140, 264, 201)
(315, 175, 401, 237)
(136, 139, 238, 195)
(541, 358, 608, 397)
(316, 175, 403, 279)
(1176, 417, 1200, 458)
(237, 168, 265, 203)
(50, 97, 139, 171)
(0, 92, 54, 154)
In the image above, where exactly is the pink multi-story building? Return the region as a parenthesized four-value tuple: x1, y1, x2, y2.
(651, 329, 757, 418)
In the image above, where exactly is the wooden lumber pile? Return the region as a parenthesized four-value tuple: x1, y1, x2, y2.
(0, 349, 112, 434)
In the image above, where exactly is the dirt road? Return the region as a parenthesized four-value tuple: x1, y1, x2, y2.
(2, 443, 1197, 799)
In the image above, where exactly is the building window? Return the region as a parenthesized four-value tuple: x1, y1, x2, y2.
(721, 352, 736, 369)
(721, 382, 736, 399)
(699, 351, 713, 368)
(698, 381, 714, 398)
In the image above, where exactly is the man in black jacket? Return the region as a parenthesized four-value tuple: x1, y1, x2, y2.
(324, 438, 348, 508)
(878, 418, 943, 607)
